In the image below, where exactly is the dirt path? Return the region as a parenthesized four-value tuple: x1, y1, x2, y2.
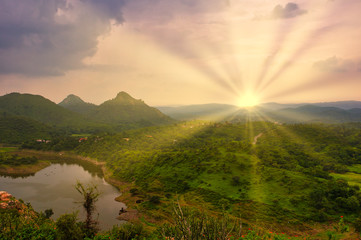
(252, 133, 263, 145)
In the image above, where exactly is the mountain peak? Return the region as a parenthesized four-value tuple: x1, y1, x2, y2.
(58, 94, 97, 114)
(114, 91, 136, 101)
(59, 94, 85, 105)
(116, 91, 132, 99)
(107, 91, 143, 105)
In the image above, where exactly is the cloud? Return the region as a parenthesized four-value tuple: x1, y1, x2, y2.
(0, 0, 125, 76)
(313, 56, 361, 73)
(272, 2, 307, 19)
(0, 0, 231, 77)
(123, 0, 229, 23)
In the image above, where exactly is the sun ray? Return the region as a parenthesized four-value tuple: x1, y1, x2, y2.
(256, 1, 348, 94)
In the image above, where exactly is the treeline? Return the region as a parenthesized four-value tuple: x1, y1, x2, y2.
(21, 136, 81, 151)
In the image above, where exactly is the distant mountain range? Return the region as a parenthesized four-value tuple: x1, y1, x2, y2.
(156, 104, 239, 121)
(0, 93, 92, 129)
(1, 91, 361, 144)
(59, 91, 173, 126)
(0, 92, 173, 142)
(156, 101, 361, 123)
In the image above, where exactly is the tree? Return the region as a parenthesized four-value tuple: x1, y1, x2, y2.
(75, 182, 100, 236)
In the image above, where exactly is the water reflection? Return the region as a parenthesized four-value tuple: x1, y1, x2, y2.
(0, 160, 126, 230)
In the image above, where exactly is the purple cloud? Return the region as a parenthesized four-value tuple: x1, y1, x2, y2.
(0, 0, 125, 76)
(313, 56, 361, 73)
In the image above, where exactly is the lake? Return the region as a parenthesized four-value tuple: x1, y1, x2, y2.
(0, 160, 126, 230)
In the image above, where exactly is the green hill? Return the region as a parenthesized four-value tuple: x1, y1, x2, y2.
(0, 93, 107, 133)
(58, 94, 97, 114)
(75, 121, 361, 231)
(88, 91, 174, 126)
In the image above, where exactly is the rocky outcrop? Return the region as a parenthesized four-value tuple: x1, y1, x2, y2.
(0, 191, 33, 217)
(0, 191, 12, 202)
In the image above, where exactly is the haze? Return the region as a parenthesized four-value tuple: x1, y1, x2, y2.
(1, 0, 361, 106)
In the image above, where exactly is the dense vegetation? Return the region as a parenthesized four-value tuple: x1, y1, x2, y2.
(4, 107, 361, 237)
(0, 152, 38, 166)
(0, 116, 58, 144)
(1, 194, 337, 240)
(21, 136, 82, 152)
(73, 121, 361, 231)
(0, 93, 101, 132)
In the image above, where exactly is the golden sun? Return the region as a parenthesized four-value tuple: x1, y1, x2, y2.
(237, 93, 260, 108)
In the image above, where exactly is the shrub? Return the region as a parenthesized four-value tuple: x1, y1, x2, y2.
(56, 213, 83, 240)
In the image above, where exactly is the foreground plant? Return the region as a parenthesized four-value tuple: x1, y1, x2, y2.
(159, 201, 242, 240)
(75, 181, 101, 237)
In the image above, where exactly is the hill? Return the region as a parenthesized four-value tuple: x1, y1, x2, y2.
(312, 100, 361, 109)
(157, 101, 361, 122)
(0, 93, 107, 133)
(262, 105, 361, 123)
(162, 104, 361, 123)
(58, 94, 97, 114)
(89, 91, 173, 127)
(0, 116, 58, 144)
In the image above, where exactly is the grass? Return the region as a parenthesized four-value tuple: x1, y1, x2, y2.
(0, 147, 18, 153)
(71, 133, 92, 137)
(348, 164, 361, 174)
(331, 172, 361, 186)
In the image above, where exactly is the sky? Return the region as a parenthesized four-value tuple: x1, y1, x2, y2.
(0, 0, 361, 106)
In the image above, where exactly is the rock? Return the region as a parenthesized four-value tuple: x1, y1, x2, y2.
(0, 202, 8, 209)
(0, 191, 12, 201)
(117, 209, 139, 221)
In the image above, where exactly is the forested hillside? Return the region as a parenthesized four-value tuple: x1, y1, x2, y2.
(0, 93, 107, 133)
(0, 116, 59, 144)
(85, 92, 173, 126)
(0, 92, 175, 143)
(58, 94, 97, 115)
(76, 121, 361, 231)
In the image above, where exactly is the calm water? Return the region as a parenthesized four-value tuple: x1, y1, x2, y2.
(0, 161, 126, 230)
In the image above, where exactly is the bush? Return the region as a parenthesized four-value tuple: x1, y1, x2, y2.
(149, 195, 161, 204)
(353, 217, 361, 232)
(105, 223, 145, 240)
(56, 213, 83, 240)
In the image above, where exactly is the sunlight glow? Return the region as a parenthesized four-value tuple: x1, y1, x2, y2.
(237, 93, 260, 108)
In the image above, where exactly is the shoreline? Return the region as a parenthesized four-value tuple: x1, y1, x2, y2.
(8, 150, 131, 196)
(4, 149, 141, 222)
(0, 161, 51, 176)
